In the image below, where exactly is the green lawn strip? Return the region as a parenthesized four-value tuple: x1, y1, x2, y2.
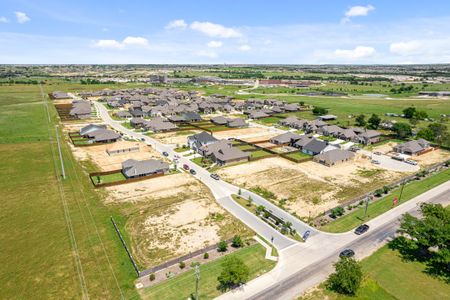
(317, 135, 337, 142)
(237, 144, 257, 151)
(140, 244, 275, 300)
(321, 168, 450, 233)
(174, 146, 190, 153)
(191, 156, 213, 168)
(283, 151, 312, 160)
(250, 149, 273, 158)
(92, 172, 127, 184)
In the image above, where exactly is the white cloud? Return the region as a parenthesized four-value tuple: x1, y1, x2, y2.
(190, 21, 241, 38)
(15, 12, 30, 24)
(122, 36, 149, 47)
(165, 19, 187, 30)
(334, 46, 376, 59)
(92, 36, 149, 49)
(207, 40, 223, 48)
(238, 44, 251, 51)
(389, 40, 422, 55)
(194, 50, 218, 58)
(342, 5, 374, 23)
(0, 17, 9, 23)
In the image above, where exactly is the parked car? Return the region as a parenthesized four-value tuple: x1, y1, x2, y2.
(371, 160, 380, 165)
(350, 146, 361, 152)
(302, 230, 311, 241)
(374, 151, 382, 155)
(405, 159, 417, 165)
(183, 164, 190, 170)
(354, 224, 370, 235)
(190, 169, 196, 175)
(210, 173, 220, 180)
(162, 151, 169, 157)
(339, 249, 355, 258)
(140, 138, 145, 141)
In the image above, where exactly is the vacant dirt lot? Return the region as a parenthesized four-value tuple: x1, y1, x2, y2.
(213, 127, 275, 140)
(70, 140, 163, 171)
(106, 173, 252, 267)
(216, 155, 407, 218)
(414, 148, 450, 166)
(151, 130, 201, 145)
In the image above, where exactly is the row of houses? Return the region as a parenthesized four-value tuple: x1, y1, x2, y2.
(280, 116, 382, 145)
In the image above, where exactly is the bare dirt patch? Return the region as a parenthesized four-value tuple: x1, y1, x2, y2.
(414, 148, 450, 167)
(216, 155, 407, 218)
(151, 130, 201, 145)
(107, 174, 252, 267)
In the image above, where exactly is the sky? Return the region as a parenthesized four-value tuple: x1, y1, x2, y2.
(1, 0, 450, 64)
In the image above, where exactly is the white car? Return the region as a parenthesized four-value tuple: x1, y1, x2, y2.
(405, 160, 418, 165)
(371, 160, 380, 165)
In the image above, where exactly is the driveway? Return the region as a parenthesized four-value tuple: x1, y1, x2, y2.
(360, 150, 419, 172)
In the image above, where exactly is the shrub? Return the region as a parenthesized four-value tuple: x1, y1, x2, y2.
(330, 207, 344, 218)
(203, 252, 209, 259)
(179, 261, 185, 269)
(149, 273, 155, 281)
(374, 189, 384, 197)
(382, 186, 390, 194)
(218, 240, 228, 252)
(232, 235, 243, 248)
(217, 257, 250, 291)
(327, 258, 362, 295)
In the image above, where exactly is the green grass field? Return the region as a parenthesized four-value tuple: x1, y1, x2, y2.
(283, 151, 312, 160)
(140, 243, 276, 300)
(301, 244, 450, 300)
(250, 149, 273, 159)
(0, 84, 139, 299)
(321, 168, 450, 233)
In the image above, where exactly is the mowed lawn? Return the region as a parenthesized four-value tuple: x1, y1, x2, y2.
(321, 168, 450, 233)
(300, 245, 449, 300)
(0, 84, 139, 299)
(140, 244, 276, 300)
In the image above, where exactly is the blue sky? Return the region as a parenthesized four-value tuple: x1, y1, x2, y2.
(1, 0, 450, 64)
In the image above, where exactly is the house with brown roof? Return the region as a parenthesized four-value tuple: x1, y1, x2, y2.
(393, 139, 430, 155)
(200, 140, 250, 165)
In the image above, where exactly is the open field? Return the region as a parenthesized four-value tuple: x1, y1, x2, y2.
(321, 167, 450, 232)
(105, 173, 253, 267)
(300, 244, 450, 300)
(0, 84, 139, 299)
(216, 156, 407, 218)
(139, 243, 276, 300)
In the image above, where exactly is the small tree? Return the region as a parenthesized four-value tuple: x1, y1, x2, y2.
(217, 240, 228, 252)
(149, 273, 155, 281)
(232, 235, 243, 248)
(355, 114, 366, 127)
(217, 257, 250, 291)
(392, 122, 412, 139)
(256, 205, 265, 215)
(368, 114, 381, 129)
(179, 261, 185, 269)
(203, 252, 209, 259)
(238, 188, 242, 196)
(312, 106, 328, 115)
(327, 257, 363, 295)
(403, 106, 416, 119)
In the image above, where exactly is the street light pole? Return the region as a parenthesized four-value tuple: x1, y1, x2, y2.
(195, 265, 200, 300)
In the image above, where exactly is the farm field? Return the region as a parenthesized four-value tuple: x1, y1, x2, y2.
(0, 84, 139, 299)
(300, 244, 450, 300)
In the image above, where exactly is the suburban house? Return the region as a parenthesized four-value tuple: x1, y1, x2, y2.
(302, 139, 336, 155)
(188, 131, 218, 153)
(129, 109, 144, 118)
(338, 128, 358, 141)
(143, 119, 177, 132)
(211, 116, 247, 128)
(50, 91, 71, 100)
(313, 149, 355, 166)
(270, 132, 302, 145)
(182, 112, 202, 122)
(318, 125, 343, 137)
(248, 111, 270, 119)
(130, 118, 146, 128)
(211, 116, 228, 125)
(83, 128, 121, 143)
(356, 130, 382, 145)
(121, 159, 169, 179)
(70, 101, 91, 119)
(293, 135, 313, 149)
(200, 139, 250, 165)
(80, 124, 106, 136)
(115, 111, 132, 118)
(393, 139, 430, 155)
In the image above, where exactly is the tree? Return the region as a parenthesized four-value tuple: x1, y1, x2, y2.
(217, 240, 228, 252)
(299, 101, 305, 106)
(394, 203, 450, 280)
(312, 106, 328, 115)
(367, 114, 381, 129)
(428, 123, 449, 146)
(232, 235, 243, 248)
(403, 107, 416, 119)
(414, 110, 428, 120)
(326, 257, 363, 295)
(392, 122, 412, 138)
(355, 114, 366, 127)
(203, 252, 209, 259)
(417, 127, 435, 141)
(217, 257, 250, 291)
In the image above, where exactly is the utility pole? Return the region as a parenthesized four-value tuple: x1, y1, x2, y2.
(195, 265, 200, 300)
(398, 180, 406, 203)
(363, 196, 370, 219)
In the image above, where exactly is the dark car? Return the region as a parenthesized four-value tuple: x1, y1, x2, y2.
(190, 169, 196, 175)
(210, 173, 220, 180)
(354, 224, 370, 235)
(339, 249, 355, 258)
(162, 151, 169, 157)
(183, 164, 190, 170)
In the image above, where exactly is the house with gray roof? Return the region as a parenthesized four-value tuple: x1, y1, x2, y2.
(130, 118, 145, 128)
(80, 124, 106, 136)
(70, 101, 91, 119)
(248, 110, 270, 119)
(121, 159, 169, 178)
(293, 135, 313, 149)
(393, 139, 430, 155)
(270, 132, 302, 145)
(188, 131, 218, 153)
(143, 119, 177, 132)
(356, 130, 381, 145)
(211, 116, 228, 125)
(51, 91, 71, 99)
(84, 129, 121, 143)
(200, 139, 250, 165)
(227, 118, 247, 128)
(302, 139, 337, 155)
(313, 149, 355, 166)
(115, 111, 132, 119)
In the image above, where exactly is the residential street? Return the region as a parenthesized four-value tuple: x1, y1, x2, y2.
(95, 102, 449, 299)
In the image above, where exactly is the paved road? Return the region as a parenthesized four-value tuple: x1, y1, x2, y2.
(95, 102, 297, 250)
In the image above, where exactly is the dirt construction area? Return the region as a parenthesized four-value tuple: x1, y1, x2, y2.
(216, 155, 409, 218)
(105, 173, 252, 267)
